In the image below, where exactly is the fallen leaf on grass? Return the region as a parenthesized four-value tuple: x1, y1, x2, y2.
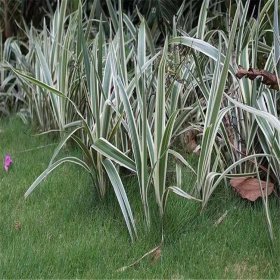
(230, 177, 274, 201)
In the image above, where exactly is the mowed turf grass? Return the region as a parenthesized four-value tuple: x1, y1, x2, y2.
(1, 117, 280, 278)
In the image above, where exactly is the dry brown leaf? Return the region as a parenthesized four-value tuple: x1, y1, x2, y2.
(236, 66, 279, 90)
(15, 221, 22, 231)
(181, 128, 200, 155)
(230, 177, 274, 201)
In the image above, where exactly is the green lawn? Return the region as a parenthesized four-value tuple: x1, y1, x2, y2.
(1, 117, 280, 278)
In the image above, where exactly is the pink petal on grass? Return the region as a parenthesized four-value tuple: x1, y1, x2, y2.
(4, 154, 13, 172)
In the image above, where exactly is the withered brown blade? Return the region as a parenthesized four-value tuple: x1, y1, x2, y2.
(235, 65, 247, 79)
(261, 70, 279, 90)
(247, 68, 261, 80)
(236, 66, 279, 90)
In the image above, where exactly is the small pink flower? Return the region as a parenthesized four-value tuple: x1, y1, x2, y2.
(4, 154, 13, 172)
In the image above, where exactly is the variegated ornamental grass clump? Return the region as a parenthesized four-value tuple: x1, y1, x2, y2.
(9, 0, 202, 241)
(0, 32, 26, 117)
(6, 0, 280, 241)
(170, 0, 280, 239)
(10, 0, 84, 131)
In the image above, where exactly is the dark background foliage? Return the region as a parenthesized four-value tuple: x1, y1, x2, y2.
(1, 0, 262, 42)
